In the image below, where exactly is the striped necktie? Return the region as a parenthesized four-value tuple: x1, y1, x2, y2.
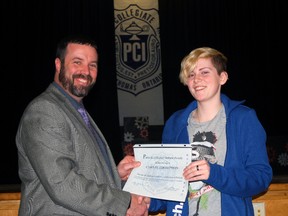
(77, 106, 112, 170)
(77, 107, 91, 129)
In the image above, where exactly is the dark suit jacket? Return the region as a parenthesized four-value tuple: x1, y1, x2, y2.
(16, 83, 130, 215)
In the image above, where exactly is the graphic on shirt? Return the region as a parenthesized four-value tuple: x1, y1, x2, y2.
(189, 131, 217, 199)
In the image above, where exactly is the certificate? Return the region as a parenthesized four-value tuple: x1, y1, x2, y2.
(123, 144, 192, 202)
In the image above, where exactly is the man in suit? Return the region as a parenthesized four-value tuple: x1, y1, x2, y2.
(16, 35, 149, 216)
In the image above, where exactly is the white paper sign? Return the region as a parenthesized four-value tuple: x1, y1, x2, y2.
(123, 144, 192, 202)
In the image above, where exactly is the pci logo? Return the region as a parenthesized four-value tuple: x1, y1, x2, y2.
(115, 4, 162, 95)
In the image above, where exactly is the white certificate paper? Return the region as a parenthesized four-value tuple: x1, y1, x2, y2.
(123, 144, 192, 202)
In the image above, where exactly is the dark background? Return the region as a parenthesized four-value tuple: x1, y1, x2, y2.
(1, 0, 287, 185)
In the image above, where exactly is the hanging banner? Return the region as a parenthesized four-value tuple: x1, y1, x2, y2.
(114, 0, 164, 126)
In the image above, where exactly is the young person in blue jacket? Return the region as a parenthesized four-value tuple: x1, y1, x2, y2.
(148, 47, 272, 216)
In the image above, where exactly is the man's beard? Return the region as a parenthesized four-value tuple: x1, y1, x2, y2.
(59, 66, 94, 97)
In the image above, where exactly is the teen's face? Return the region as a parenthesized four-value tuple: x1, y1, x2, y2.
(58, 43, 98, 100)
(186, 58, 227, 102)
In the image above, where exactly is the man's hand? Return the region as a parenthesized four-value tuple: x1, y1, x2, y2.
(117, 155, 141, 180)
(126, 194, 150, 216)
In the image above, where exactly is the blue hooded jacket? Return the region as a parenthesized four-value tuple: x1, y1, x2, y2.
(149, 94, 272, 216)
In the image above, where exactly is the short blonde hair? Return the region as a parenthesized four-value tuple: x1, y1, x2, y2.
(179, 47, 227, 85)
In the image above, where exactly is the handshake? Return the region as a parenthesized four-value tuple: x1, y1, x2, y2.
(126, 194, 150, 216)
(118, 155, 151, 216)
